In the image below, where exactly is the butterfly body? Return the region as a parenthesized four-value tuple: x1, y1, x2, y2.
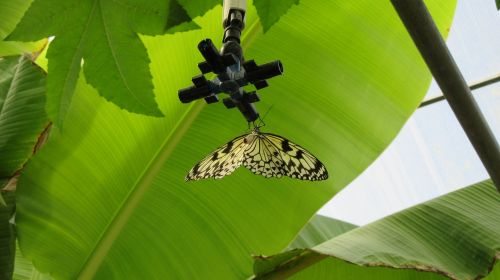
(186, 127, 328, 181)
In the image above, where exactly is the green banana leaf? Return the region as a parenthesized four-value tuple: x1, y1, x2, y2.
(287, 215, 500, 280)
(254, 180, 500, 280)
(0, 55, 48, 178)
(261, 217, 447, 280)
(0, 0, 46, 56)
(16, 1, 456, 279)
(0, 54, 47, 279)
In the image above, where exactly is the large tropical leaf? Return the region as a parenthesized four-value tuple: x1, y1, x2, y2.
(0, 54, 47, 280)
(288, 216, 499, 279)
(254, 180, 500, 280)
(0, 55, 48, 178)
(286, 216, 500, 280)
(258, 216, 445, 279)
(16, 1, 456, 279)
(0, 0, 46, 56)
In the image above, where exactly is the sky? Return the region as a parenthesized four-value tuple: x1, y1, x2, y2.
(319, 0, 500, 225)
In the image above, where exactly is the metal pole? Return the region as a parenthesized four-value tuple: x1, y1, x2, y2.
(391, 0, 500, 192)
(419, 73, 500, 108)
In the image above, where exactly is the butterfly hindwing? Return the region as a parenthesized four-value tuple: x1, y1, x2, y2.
(185, 134, 249, 181)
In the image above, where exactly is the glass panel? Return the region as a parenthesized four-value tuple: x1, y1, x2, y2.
(320, 0, 500, 225)
(426, 0, 500, 100)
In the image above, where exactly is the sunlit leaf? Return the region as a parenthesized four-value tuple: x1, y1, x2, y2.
(16, 1, 456, 278)
(0, 0, 46, 56)
(6, 0, 201, 125)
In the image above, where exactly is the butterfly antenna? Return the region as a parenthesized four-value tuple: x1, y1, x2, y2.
(257, 118, 265, 128)
(257, 105, 274, 128)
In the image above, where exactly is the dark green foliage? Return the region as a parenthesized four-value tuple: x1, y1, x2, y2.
(253, 0, 300, 32)
(0, 191, 15, 280)
(177, 0, 221, 18)
(0, 56, 48, 178)
(6, 0, 207, 126)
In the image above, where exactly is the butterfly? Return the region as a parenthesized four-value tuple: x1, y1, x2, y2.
(185, 126, 328, 181)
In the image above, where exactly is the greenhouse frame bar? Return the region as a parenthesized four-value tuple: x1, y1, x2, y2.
(391, 0, 500, 192)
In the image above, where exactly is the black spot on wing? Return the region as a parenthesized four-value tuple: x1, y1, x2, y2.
(211, 152, 219, 160)
(281, 140, 292, 152)
(261, 132, 329, 181)
(222, 140, 233, 154)
(185, 134, 249, 181)
(296, 150, 303, 159)
(192, 163, 200, 174)
(187, 129, 329, 181)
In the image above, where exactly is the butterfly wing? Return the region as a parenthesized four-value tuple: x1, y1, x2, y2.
(258, 133, 328, 181)
(185, 134, 249, 181)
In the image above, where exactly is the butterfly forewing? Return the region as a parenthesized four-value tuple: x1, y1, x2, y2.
(259, 133, 328, 181)
(185, 135, 249, 181)
(186, 128, 328, 181)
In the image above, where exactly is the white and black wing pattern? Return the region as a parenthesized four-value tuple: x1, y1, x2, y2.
(186, 128, 328, 181)
(185, 134, 250, 181)
(242, 133, 287, 178)
(244, 133, 328, 181)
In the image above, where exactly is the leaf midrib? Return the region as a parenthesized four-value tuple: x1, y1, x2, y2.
(98, 0, 150, 111)
(75, 14, 263, 280)
(54, 1, 95, 124)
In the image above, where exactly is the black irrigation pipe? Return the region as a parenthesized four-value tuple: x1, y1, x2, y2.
(391, 0, 500, 192)
(420, 73, 500, 108)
